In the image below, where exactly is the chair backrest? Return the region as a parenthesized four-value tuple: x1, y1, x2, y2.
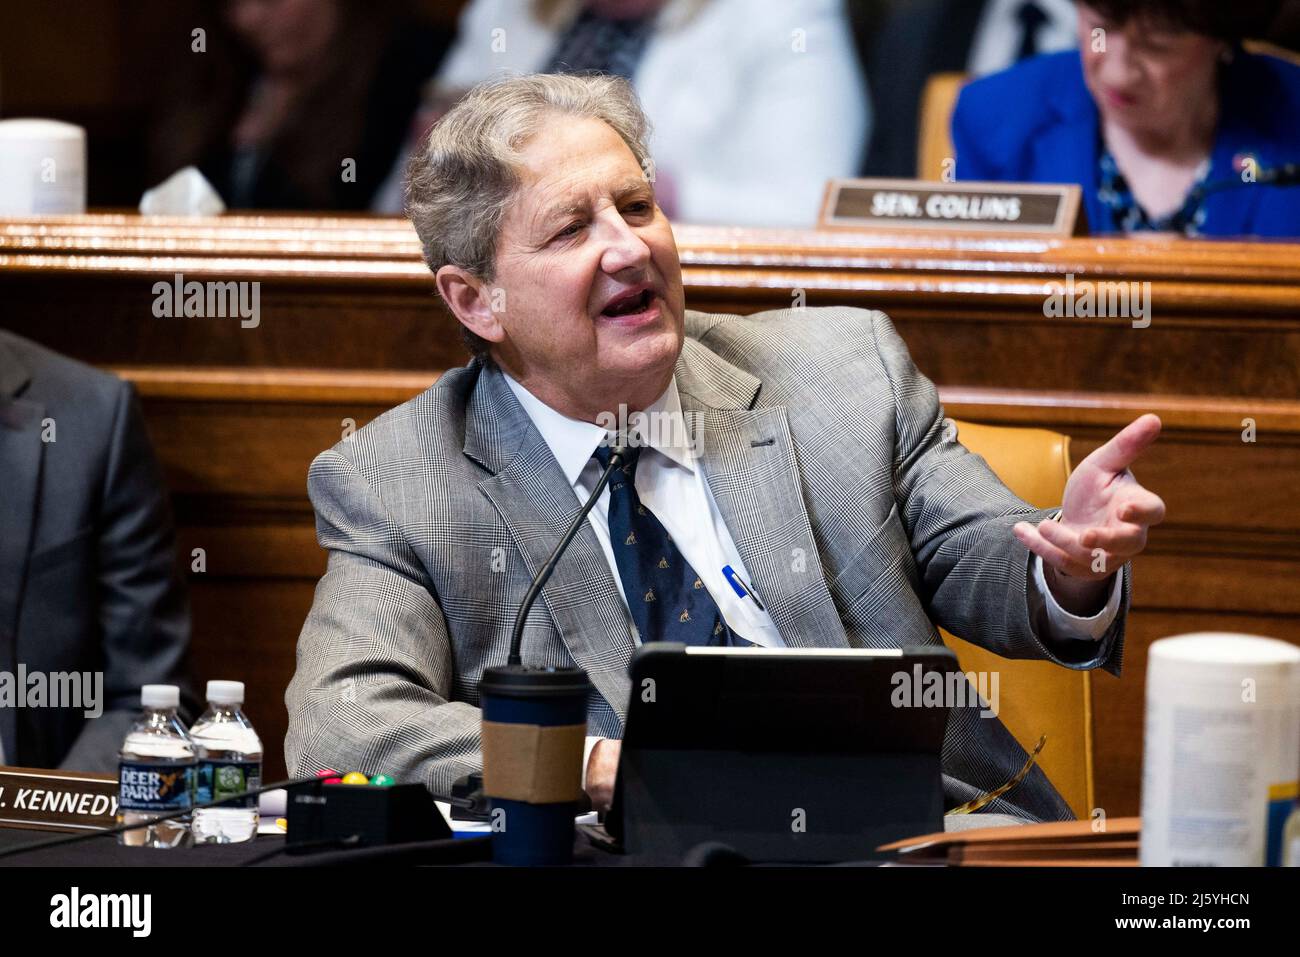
(940, 419, 1095, 820)
(1244, 39, 1300, 68)
(917, 72, 967, 180)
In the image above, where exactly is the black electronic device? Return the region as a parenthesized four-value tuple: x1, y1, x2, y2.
(286, 782, 451, 852)
(605, 643, 956, 863)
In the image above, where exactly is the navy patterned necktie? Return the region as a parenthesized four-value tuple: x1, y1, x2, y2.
(544, 8, 655, 81)
(593, 445, 749, 646)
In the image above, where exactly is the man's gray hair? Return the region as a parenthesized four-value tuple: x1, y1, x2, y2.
(404, 73, 654, 362)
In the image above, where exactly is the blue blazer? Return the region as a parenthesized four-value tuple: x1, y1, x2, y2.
(952, 50, 1300, 238)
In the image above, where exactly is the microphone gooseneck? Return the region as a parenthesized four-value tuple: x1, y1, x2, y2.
(506, 444, 629, 667)
(1190, 162, 1300, 202)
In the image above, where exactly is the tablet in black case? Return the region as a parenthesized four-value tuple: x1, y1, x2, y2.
(607, 643, 954, 863)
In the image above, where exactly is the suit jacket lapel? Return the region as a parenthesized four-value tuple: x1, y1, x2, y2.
(465, 363, 636, 721)
(0, 340, 41, 762)
(675, 341, 848, 650)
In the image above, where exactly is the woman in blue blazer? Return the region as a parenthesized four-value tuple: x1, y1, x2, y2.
(952, 1, 1300, 238)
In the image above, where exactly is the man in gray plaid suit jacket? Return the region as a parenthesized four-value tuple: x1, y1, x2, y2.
(286, 75, 1166, 822)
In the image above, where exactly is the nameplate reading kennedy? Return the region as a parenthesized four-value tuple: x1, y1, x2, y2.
(0, 766, 118, 833)
(819, 179, 1084, 236)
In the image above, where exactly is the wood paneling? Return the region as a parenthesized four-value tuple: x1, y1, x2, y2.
(125, 368, 434, 781)
(5, 214, 1300, 394)
(4, 213, 1297, 810)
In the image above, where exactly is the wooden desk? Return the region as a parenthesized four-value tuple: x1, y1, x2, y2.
(3, 214, 1297, 809)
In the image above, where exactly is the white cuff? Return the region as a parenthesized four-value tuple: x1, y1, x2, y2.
(1033, 552, 1123, 642)
(582, 735, 605, 790)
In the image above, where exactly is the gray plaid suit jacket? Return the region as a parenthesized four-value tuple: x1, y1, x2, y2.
(286, 306, 1129, 822)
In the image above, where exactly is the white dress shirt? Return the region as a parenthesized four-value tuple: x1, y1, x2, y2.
(504, 372, 783, 649)
(967, 0, 1078, 78)
(502, 370, 1121, 777)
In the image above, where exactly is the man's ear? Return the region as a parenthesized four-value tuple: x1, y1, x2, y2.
(436, 265, 506, 345)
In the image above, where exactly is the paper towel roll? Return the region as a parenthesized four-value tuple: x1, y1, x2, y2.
(0, 118, 87, 215)
(1140, 632, 1300, 867)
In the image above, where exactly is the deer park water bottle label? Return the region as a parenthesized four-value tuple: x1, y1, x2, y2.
(118, 761, 194, 813)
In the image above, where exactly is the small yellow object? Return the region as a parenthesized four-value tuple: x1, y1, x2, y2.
(275, 818, 288, 832)
(341, 772, 370, 785)
(948, 734, 1047, 815)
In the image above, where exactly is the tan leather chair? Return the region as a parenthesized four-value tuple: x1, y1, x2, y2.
(941, 419, 1095, 820)
(1243, 40, 1300, 68)
(917, 72, 967, 181)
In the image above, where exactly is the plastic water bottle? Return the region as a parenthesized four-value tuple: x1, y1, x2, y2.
(191, 680, 263, 844)
(117, 684, 196, 848)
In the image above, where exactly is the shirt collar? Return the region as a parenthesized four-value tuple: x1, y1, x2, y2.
(501, 371, 695, 488)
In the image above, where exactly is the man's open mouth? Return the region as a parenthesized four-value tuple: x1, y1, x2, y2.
(601, 288, 655, 318)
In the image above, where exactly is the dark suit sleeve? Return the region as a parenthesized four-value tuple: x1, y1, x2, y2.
(58, 382, 194, 771)
(870, 312, 1127, 677)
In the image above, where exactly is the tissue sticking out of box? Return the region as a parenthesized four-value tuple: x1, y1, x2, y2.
(139, 166, 227, 217)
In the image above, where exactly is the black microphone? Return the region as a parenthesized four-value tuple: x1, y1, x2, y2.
(1190, 162, 1300, 202)
(1256, 162, 1300, 187)
(507, 441, 629, 666)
